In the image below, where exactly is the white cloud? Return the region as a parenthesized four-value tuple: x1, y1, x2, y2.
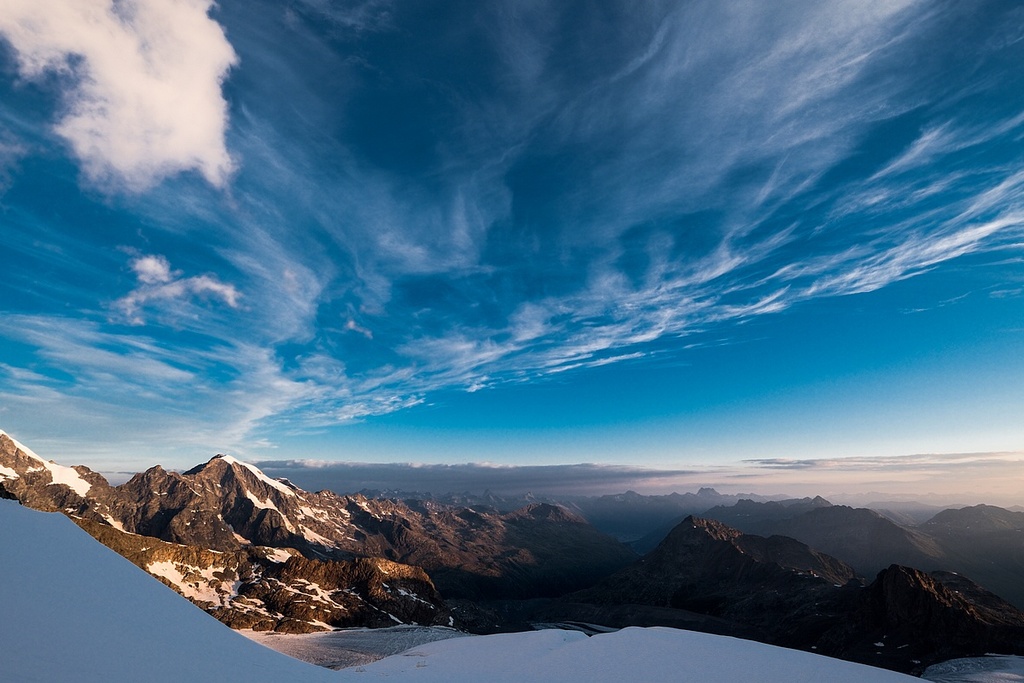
(131, 254, 174, 284)
(0, 0, 237, 192)
(116, 254, 241, 324)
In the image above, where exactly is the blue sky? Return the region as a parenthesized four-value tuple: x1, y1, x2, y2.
(1, 0, 1023, 500)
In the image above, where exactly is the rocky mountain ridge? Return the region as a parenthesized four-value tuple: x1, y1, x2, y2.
(700, 497, 1024, 609)
(6, 430, 1024, 673)
(0, 432, 634, 606)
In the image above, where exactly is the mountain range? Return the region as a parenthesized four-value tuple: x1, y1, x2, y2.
(0, 430, 633, 632)
(1, 497, 924, 682)
(698, 498, 1024, 610)
(3, 428, 1024, 675)
(558, 515, 1024, 673)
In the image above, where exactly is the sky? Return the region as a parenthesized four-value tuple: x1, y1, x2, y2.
(0, 0, 1023, 502)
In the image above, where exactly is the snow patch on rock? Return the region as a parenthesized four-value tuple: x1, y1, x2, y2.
(217, 454, 296, 497)
(0, 430, 92, 497)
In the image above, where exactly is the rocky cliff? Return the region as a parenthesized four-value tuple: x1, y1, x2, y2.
(76, 516, 450, 633)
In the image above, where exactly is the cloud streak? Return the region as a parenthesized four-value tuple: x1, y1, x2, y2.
(255, 459, 699, 497)
(248, 451, 1024, 507)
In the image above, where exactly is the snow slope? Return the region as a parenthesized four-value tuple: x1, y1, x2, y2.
(0, 499, 338, 683)
(0, 498, 921, 682)
(341, 626, 919, 683)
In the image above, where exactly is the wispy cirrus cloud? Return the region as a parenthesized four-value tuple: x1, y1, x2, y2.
(97, 0, 1024, 430)
(0, 313, 315, 465)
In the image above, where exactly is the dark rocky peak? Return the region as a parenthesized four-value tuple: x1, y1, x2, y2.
(120, 464, 184, 496)
(569, 515, 856, 633)
(842, 564, 1024, 667)
(662, 515, 744, 545)
(923, 504, 1024, 533)
(650, 516, 856, 586)
(504, 502, 586, 524)
(870, 565, 978, 622)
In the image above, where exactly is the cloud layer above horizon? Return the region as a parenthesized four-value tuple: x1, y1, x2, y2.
(1, 0, 1022, 473)
(247, 450, 1024, 506)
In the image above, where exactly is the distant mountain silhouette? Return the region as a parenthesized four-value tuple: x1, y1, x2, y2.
(697, 499, 1024, 609)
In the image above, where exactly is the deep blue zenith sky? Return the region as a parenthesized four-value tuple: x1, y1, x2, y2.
(1, 0, 1023, 501)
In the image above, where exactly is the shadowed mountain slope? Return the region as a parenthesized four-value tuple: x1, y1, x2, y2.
(567, 515, 1024, 674)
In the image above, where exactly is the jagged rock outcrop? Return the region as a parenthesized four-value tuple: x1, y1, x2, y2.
(571, 515, 858, 644)
(566, 515, 1024, 674)
(75, 516, 451, 633)
(814, 564, 1024, 672)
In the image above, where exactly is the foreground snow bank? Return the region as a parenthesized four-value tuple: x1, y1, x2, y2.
(0, 499, 918, 683)
(342, 626, 918, 683)
(0, 500, 338, 683)
(243, 625, 468, 669)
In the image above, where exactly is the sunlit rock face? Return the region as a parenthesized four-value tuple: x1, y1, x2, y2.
(77, 516, 450, 633)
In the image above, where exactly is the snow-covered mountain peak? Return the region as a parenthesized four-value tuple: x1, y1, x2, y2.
(0, 429, 93, 498)
(190, 453, 299, 499)
(212, 454, 298, 497)
(0, 428, 42, 460)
